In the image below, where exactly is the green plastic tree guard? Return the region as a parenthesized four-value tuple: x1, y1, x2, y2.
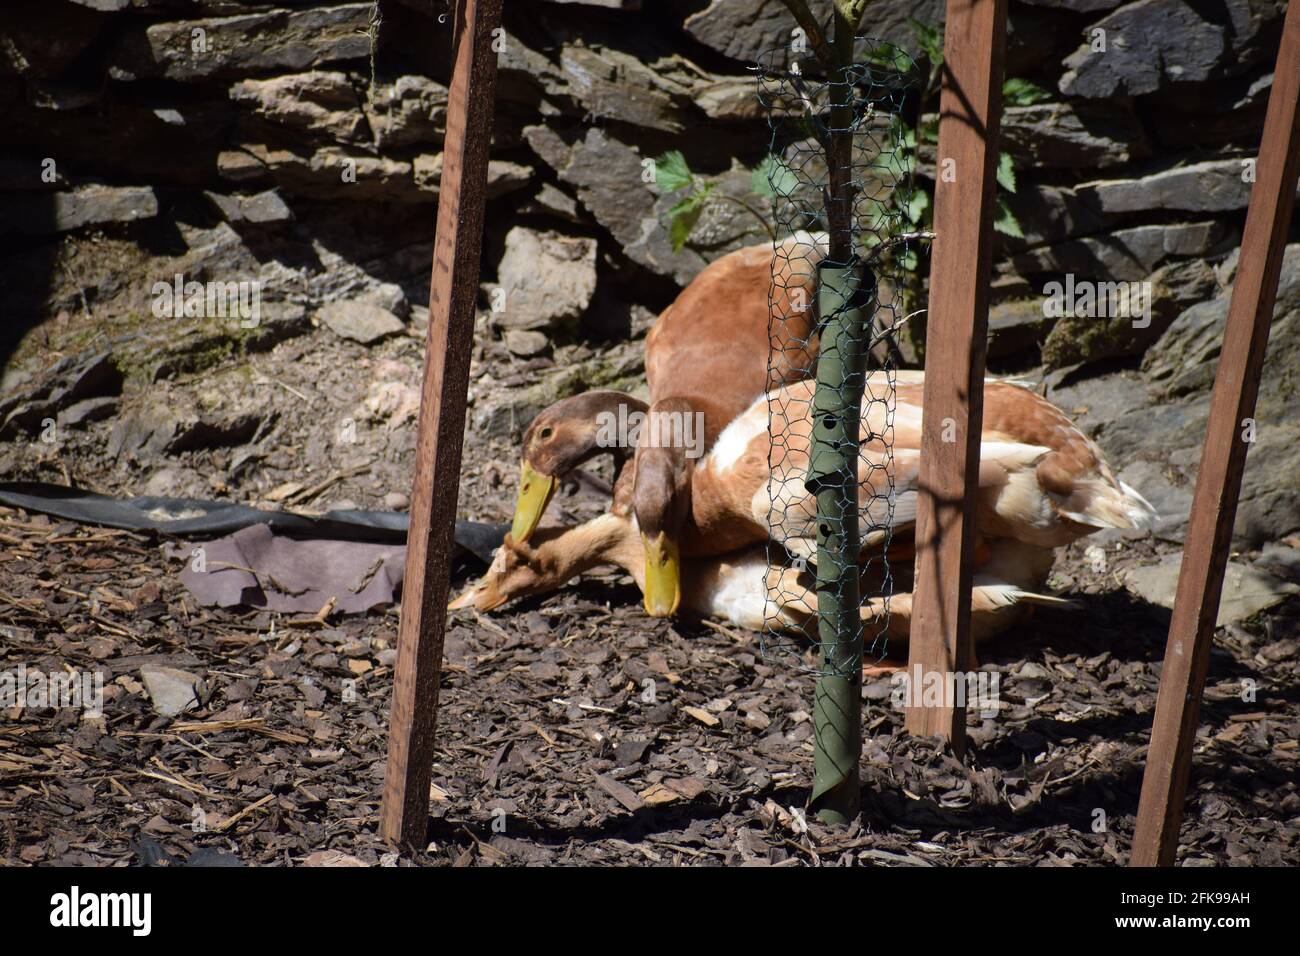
(806, 258, 875, 824)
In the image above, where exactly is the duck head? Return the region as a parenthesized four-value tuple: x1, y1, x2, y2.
(632, 408, 695, 617)
(511, 390, 647, 543)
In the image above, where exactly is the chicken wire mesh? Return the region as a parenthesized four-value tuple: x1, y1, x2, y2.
(755, 40, 920, 676)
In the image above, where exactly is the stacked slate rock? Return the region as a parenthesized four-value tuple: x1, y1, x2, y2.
(0, 0, 1295, 546)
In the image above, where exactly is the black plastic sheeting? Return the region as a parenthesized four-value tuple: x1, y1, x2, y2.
(0, 481, 506, 566)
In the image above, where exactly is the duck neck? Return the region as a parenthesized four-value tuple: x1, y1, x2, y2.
(528, 513, 645, 587)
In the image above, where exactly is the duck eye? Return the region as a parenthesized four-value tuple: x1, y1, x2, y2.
(538, 426, 554, 440)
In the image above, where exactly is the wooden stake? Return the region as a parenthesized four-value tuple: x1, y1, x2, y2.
(380, 0, 502, 850)
(1131, 1, 1300, 867)
(905, 0, 1007, 757)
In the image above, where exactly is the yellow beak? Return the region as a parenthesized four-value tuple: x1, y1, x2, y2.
(641, 531, 681, 617)
(510, 462, 556, 544)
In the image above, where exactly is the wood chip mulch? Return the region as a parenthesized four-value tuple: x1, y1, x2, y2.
(1, 510, 1297, 867)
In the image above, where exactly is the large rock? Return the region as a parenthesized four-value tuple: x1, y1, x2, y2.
(498, 36, 703, 132)
(1076, 159, 1295, 215)
(412, 154, 532, 199)
(1039, 258, 1217, 369)
(111, 5, 373, 81)
(1000, 101, 1149, 169)
(230, 71, 366, 143)
(1057, 244, 1300, 546)
(0, 0, 106, 78)
(216, 149, 272, 184)
(108, 392, 267, 459)
(490, 227, 597, 333)
(495, 31, 567, 105)
(0, 351, 122, 439)
(0, 185, 158, 236)
(1111, 457, 1193, 541)
(1124, 554, 1298, 627)
(693, 77, 763, 122)
(364, 75, 449, 149)
(241, 143, 418, 201)
(203, 189, 293, 225)
(524, 182, 583, 222)
(525, 124, 706, 285)
(1059, 0, 1226, 98)
(1143, 244, 1300, 398)
(319, 301, 405, 345)
(559, 45, 693, 134)
(999, 183, 1106, 252)
(987, 298, 1055, 359)
(684, 0, 947, 63)
(471, 342, 644, 439)
(1219, 0, 1290, 75)
(683, 0, 807, 63)
(1010, 221, 1228, 281)
(504, 329, 551, 357)
(1146, 72, 1273, 149)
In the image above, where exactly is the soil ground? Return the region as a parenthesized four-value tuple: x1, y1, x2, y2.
(1, 311, 1297, 867)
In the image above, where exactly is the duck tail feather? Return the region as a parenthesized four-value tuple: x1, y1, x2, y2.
(971, 582, 1077, 610)
(1059, 479, 1159, 531)
(1118, 480, 1159, 528)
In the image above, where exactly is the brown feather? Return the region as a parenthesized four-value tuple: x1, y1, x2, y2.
(691, 374, 1151, 555)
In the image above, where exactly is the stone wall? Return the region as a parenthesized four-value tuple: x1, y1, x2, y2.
(1, 0, 1297, 545)
(2, 0, 1289, 340)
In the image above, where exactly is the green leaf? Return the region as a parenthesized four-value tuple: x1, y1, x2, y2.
(993, 198, 1023, 238)
(668, 201, 703, 251)
(863, 202, 890, 235)
(869, 210, 892, 236)
(1001, 77, 1052, 107)
(996, 152, 1017, 194)
(653, 150, 694, 193)
(881, 147, 910, 182)
(910, 18, 943, 68)
(666, 184, 714, 252)
(906, 188, 930, 225)
(864, 41, 909, 73)
(751, 154, 798, 200)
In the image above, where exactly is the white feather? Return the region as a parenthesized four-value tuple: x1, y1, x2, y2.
(705, 396, 767, 473)
(1119, 480, 1159, 528)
